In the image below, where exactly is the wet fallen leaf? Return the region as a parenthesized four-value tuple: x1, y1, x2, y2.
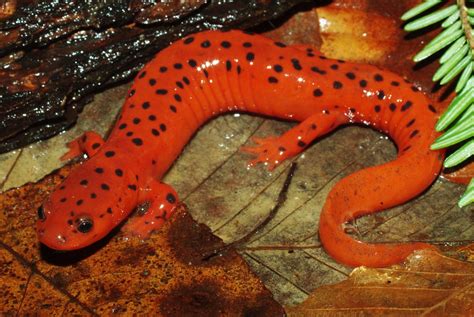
(0, 163, 284, 316)
(285, 249, 474, 316)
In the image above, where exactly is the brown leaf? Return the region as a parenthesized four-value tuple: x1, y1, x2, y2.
(286, 249, 474, 316)
(0, 163, 284, 316)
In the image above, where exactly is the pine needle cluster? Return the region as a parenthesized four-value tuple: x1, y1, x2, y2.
(402, 0, 473, 207)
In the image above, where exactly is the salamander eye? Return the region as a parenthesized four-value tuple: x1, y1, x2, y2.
(37, 205, 46, 221)
(76, 217, 93, 233)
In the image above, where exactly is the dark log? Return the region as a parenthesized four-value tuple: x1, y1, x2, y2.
(0, 0, 309, 153)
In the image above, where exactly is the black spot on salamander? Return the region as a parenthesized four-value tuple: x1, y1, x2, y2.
(148, 115, 156, 121)
(126, 131, 133, 137)
(333, 81, 343, 89)
(330, 64, 338, 70)
(76, 199, 83, 206)
(243, 42, 252, 48)
(92, 143, 101, 150)
(80, 179, 88, 186)
(128, 184, 137, 191)
(411, 85, 420, 92)
(173, 63, 183, 69)
(152, 128, 160, 136)
(132, 138, 143, 146)
(138, 71, 146, 79)
(90, 193, 97, 199)
(346, 72, 355, 79)
(377, 90, 385, 100)
(149, 79, 156, 86)
(246, 52, 255, 61)
(311, 66, 326, 75)
(291, 58, 302, 70)
(142, 101, 151, 109)
(268, 76, 278, 84)
(406, 119, 416, 127)
(401, 101, 413, 111)
(107, 207, 113, 214)
(389, 103, 397, 111)
(201, 40, 211, 48)
(60, 197, 67, 203)
(182, 76, 190, 85)
(236, 65, 241, 74)
(166, 193, 176, 204)
(176, 81, 184, 89)
(428, 104, 437, 113)
(409, 130, 419, 138)
(169, 105, 177, 113)
(156, 89, 167, 95)
(274, 64, 283, 73)
(374, 105, 381, 113)
(221, 41, 231, 48)
(101, 184, 110, 191)
(391, 81, 400, 86)
(226, 60, 232, 71)
(105, 151, 115, 158)
(115, 169, 123, 177)
(133, 118, 141, 125)
(274, 41, 286, 48)
(160, 124, 167, 132)
(202, 69, 209, 78)
(118, 123, 127, 130)
(188, 59, 197, 67)
(297, 141, 306, 147)
(129, 89, 135, 97)
(159, 66, 167, 73)
(359, 80, 367, 87)
(313, 89, 323, 97)
(183, 37, 194, 45)
(374, 74, 383, 82)
(95, 167, 104, 174)
(174, 94, 182, 102)
(278, 146, 286, 152)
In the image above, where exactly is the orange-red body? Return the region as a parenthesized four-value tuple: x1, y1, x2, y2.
(37, 30, 443, 267)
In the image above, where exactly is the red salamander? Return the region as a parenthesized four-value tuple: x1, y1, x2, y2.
(37, 30, 444, 267)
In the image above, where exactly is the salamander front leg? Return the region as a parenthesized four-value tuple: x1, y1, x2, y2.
(241, 111, 346, 170)
(123, 181, 179, 238)
(61, 131, 105, 161)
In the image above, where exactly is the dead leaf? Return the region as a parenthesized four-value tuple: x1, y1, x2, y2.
(0, 163, 284, 316)
(286, 249, 474, 316)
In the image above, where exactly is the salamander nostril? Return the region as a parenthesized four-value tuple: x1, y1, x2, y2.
(76, 217, 93, 233)
(37, 205, 46, 221)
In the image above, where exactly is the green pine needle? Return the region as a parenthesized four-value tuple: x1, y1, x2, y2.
(440, 36, 466, 63)
(440, 54, 471, 84)
(435, 87, 473, 131)
(414, 26, 463, 62)
(403, 0, 474, 207)
(433, 43, 468, 81)
(455, 60, 473, 91)
(444, 139, 473, 167)
(404, 4, 458, 31)
(459, 179, 474, 207)
(402, 0, 444, 21)
(442, 9, 461, 27)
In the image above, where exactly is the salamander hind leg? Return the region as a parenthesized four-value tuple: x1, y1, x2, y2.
(61, 131, 105, 161)
(241, 111, 347, 170)
(123, 181, 179, 238)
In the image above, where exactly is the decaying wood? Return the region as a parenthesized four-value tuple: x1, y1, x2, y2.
(0, 0, 309, 153)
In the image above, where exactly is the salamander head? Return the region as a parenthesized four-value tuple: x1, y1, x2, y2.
(37, 162, 138, 250)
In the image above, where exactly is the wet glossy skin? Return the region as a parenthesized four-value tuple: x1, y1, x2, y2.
(37, 30, 443, 267)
